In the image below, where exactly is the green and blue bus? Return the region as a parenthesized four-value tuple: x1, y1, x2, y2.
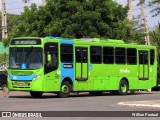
(8, 37, 157, 98)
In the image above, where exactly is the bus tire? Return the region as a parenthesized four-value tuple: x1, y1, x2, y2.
(58, 81, 71, 98)
(30, 91, 43, 98)
(118, 80, 128, 95)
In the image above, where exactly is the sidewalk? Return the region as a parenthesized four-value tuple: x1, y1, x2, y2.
(119, 100, 160, 108)
(117, 90, 160, 108)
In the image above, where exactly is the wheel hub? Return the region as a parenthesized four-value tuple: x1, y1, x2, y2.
(62, 85, 68, 93)
(121, 84, 127, 93)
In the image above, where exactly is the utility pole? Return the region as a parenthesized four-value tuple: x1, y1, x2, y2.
(128, 0, 133, 21)
(140, 1, 150, 45)
(42, 0, 46, 6)
(1, 0, 8, 40)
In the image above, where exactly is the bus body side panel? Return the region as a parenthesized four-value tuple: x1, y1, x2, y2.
(89, 64, 110, 90)
(44, 70, 61, 92)
(125, 65, 139, 90)
(105, 64, 139, 91)
(60, 39, 74, 86)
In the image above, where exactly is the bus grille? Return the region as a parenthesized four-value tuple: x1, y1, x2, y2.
(11, 80, 31, 88)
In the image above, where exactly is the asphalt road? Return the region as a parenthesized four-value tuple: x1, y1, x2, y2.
(0, 90, 160, 120)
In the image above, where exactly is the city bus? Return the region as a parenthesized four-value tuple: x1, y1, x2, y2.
(7, 37, 157, 98)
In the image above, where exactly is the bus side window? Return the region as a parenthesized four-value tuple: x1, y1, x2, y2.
(44, 43, 58, 74)
(103, 47, 114, 64)
(90, 46, 102, 64)
(61, 44, 73, 63)
(115, 47, 126, 64)
(150, 49, 155, 65)
(127, 48, 137, 65)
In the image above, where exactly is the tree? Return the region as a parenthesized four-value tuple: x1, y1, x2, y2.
(139, 0, 160, 17)
(150, 23, 160, 54)
(5, 0, 145, 45)
(149, 0, 160, 16)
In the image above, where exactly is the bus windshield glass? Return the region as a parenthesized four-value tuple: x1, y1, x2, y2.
(9, 47, 43, 70)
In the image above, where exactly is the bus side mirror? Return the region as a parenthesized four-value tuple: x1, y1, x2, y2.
(47, 54, 52, 62)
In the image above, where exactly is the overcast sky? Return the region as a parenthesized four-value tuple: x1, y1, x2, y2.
(1, 0, 159, 30)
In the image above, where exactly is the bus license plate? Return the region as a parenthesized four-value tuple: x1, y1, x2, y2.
(18, 82, 24, 86)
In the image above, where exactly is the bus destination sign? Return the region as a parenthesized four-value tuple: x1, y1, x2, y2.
(11, 39, 41, 45)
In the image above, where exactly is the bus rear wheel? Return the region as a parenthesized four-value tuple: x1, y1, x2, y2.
(30, 91, 43, 98)
(118, 80, 128, 95)
(58, 81, 71, 98)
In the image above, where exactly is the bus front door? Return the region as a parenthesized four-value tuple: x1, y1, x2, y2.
(138, 50, 149, 80)
(75, 47, 88, 81)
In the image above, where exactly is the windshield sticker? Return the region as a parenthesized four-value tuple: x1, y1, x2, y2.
(89, 64, 92, 70)
(22, 63, 26, 69)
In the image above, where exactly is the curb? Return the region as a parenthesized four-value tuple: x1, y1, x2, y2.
(118, 100, 160, 108)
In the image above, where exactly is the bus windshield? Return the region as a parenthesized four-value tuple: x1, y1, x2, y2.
(9, 47, 43, 70)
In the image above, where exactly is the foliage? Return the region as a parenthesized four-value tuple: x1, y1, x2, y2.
(150, 23, 160, 54)
(4, 0, 146, 46)
(0, 54, 8, 63)
(149, 0, 160, 17)
(139, 0, 160, 17)
(2, 38, 10, 47)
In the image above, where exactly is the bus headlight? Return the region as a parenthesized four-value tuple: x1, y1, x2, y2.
(33, 74, 42, 81)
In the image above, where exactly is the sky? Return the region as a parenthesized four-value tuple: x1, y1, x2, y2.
(1, 0, 159, 30)
(116, 0, 159, 30)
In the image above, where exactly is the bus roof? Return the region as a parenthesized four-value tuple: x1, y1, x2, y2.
(74, 38, 124, 44)
(11, 37, 156, 49)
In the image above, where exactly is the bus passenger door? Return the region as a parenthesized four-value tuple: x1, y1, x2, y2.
(75, 47, 88, 81)
(44, 42, 59, 91)
(138, 50, 149, 80)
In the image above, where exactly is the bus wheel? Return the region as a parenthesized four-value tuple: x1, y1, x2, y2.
(30, 91, 43, 98)
(118, 80, 128, 95)
(58, 81, 71, 98)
